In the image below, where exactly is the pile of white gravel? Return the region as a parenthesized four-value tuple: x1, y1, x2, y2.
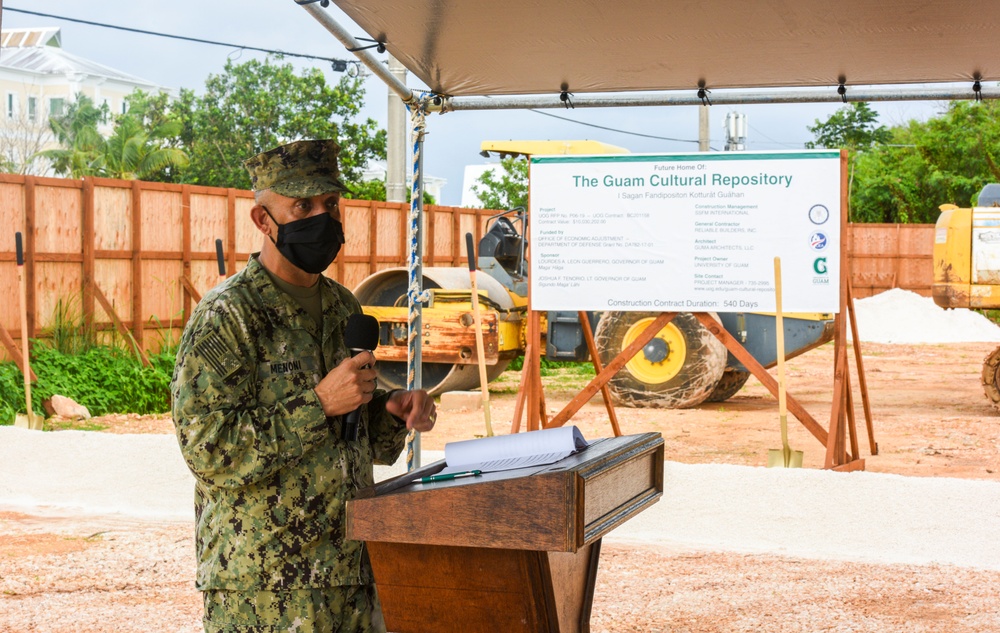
(850, 288, 1000, 344)
(1, 427, 999, 571)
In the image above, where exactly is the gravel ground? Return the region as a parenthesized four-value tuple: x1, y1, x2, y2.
(2, 425, 1000, 632)
(3, 288, 1000, 631)
(2, 509, 999, 633)
(4, 428, 999, 570)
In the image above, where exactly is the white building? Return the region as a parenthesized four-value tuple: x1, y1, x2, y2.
(362, 160, 447, 204)
(0, 27, 171, 175)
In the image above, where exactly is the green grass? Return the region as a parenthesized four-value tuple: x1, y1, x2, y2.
(45, 296, 98, 355)
(507, 355, 596, 378)
(494, 357, 597, 394)
(979, 309, 1000, 326)
(45, 419, 109, 432)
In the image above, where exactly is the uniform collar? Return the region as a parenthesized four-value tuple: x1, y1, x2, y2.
(245, 254, 353, 337)
(247, 255, 310, 330)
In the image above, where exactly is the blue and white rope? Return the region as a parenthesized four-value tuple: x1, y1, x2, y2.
(405, 94, 433, 472)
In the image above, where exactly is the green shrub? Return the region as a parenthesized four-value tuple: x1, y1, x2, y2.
(0, 345, 176, 425)
(0, 363, 25, 425)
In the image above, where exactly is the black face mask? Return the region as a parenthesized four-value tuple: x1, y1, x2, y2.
(263, 206, 345, 274)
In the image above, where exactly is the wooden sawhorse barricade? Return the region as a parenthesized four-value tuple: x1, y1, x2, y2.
(510, 149, 872, 470)
(511, 279, 875, 471)
(347, 432, 664, 633)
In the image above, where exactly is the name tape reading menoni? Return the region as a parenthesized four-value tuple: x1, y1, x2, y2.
(529, 151, 842, 313)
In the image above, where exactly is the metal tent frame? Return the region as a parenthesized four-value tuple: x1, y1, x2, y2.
(297, 0, 995, 469)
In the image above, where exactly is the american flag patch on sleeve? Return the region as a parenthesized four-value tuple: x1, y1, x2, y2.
(193, 333, 242, 379)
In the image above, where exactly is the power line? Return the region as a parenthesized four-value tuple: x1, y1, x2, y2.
(747, 123, 803, 148)
(4, 6, 357, 71)
(529, 108, 704, 145)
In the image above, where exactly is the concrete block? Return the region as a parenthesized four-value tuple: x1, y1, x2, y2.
(439, 390, 483, 411)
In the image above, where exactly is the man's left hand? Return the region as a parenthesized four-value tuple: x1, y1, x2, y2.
(386, 390, 437, 432)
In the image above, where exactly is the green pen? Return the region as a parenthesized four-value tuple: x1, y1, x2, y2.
(420, 469, 483, 484)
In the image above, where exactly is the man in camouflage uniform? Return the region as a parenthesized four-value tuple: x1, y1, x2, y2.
(172, 139, 437, 633)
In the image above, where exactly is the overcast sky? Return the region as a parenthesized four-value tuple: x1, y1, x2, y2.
(2, 1, 950, 205)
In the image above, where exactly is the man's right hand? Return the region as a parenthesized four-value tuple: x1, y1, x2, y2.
(314, 351, 378, 417)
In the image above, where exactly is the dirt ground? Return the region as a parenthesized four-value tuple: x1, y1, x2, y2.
(3, 341, 1000, 632)
(53, 340, 1000, 479)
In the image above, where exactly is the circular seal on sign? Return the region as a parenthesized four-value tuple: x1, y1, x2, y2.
(809, 232, 828, 251)
(808, 204, 830, 225)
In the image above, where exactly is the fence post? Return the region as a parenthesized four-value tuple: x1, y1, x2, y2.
(227, 188, 237, 278)
(81, 177, 95, 336)
(181, 185, 192, 326)
(131, 180, 144, 350)
(369, 199, 379, 278)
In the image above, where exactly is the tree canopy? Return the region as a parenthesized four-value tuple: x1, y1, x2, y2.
(471, 156, 528, 210)
(172, 56, 384, 190)
(807, 101, 1000, 223)
(38, 93, 188, 181)
(29, 56, 387, 193)
(805, 102, 890, 152)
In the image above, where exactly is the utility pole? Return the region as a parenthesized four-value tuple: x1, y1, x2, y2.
(386, 55, 408, 203)
(698, 105, 710, 152)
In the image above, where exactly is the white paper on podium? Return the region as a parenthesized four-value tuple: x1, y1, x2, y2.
(437, 426, 589, 475)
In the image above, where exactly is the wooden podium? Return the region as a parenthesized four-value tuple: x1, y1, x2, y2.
(347, 432, 664, 633)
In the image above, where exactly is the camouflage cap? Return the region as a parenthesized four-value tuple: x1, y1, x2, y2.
(243, 139, 351, 198)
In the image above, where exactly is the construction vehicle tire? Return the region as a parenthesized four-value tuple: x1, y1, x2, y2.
(354, 267, 514, 396)
(705, 368, 751, 402)
(981, 344, 1000, 411)
(594, 311, 727, 409)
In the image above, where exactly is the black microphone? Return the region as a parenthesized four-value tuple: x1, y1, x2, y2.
(342, 313, 380, 442)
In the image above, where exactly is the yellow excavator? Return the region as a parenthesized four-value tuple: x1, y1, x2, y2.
(359, 140, 835, 408)
(932, 183, 1000, 409)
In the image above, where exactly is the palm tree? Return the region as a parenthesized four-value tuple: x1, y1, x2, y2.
(38, 94, 108, 178)
(101, 115, 188, 180)
(37, 93, 188, 180)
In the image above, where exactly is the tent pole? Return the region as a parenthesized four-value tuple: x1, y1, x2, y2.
(404, 96, 432, 471)
(438, 85, 998, 112)
(297, 2, 416, 104)
(386, 55, 409, 203)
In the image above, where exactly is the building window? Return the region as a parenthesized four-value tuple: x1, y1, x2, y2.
(6, 93, 15, 119)
(49, 97, 65, 117)
(121, 100, 127, 115)
(27, 97, 36, 122)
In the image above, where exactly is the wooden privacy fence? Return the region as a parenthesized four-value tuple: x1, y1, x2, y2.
(0, 173, 935, 363)
(0, 174, 498, 363)
(848, 223, 934, 298)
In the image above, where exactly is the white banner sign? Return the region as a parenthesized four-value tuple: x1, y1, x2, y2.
(529, 151, 842, 313)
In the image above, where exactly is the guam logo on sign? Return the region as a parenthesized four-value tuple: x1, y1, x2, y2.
(809, 232, 828, 251)
(812, 257, 829, 284)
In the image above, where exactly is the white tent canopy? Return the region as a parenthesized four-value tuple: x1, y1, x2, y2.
(329, 0, 997, 98)
(306, 0, 997, 468)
